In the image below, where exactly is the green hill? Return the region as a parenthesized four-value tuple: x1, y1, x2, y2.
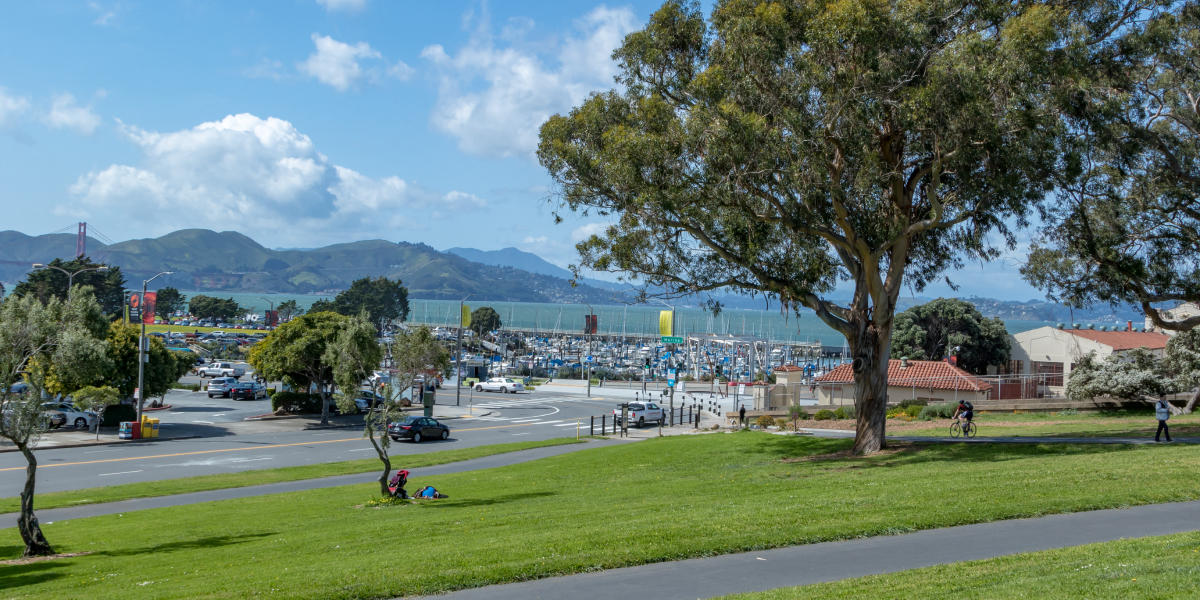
(0, 229, 628, 304)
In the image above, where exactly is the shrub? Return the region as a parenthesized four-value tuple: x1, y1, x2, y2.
(833, 405, 855, 419)
(918, 402, 956, 420)
(897, 398, 928, 409)
(1058, 408, 1079, 416)
(904, 404, 922, 418)
(886, 407, 905, 419)
(265, 388, 277, 398)
(171, 382, 201, 392)
(774, 417, 790, 429)
(813, 409, 835, 421)
(271, 391, 324, 414)
(754, 414, 776, 428)
(101, 403, 137, 427)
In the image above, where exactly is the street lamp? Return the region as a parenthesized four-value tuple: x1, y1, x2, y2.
(650, 299, 677, 418)
(32, 262, 109, 297)
(136, 271, 174, 422)
(456, 294, 472, 407)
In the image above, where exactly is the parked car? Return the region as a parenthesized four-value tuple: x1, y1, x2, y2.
(40, 401, 98, 429)
(388, 416, 450, 442)
(614, 402, 666, 427)
(353, 390, 388, 413)
(41, 410, 67, 430)
(474, 377, 525, 394)
(199, 362, 245, 378)
(206, 377, 238, 398)
(229, 381, 267, 400)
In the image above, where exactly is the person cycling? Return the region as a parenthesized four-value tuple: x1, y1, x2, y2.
(951, 399, 974, 429)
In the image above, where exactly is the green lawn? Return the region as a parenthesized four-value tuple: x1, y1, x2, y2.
(0, 438, 581, 514)
(897, 410, 1200, 439)
(3, 433, 1200, 598)
(721, 532, 1200, 599)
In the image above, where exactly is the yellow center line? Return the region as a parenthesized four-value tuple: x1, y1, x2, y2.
(1, 421, 547, 471)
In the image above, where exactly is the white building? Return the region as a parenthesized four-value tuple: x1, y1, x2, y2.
(1145, 302, 1200, 334)
(1008, 326, 1169, 394)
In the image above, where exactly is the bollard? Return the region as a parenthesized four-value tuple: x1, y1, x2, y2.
(602, 414, 606, 435)
(590, 415, 595, 436)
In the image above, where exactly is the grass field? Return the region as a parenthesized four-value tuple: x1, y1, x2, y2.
(895, 409, 1200, 439)
(0, 438, 581, 514)
(721, 532, 1200, 599)
(3, 432, 1200, 598)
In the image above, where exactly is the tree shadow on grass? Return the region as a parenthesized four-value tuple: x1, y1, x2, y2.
(417, 491, 556, 510)
(0, 559, 68, 589)
(747, 431, 1152, 470)
(99, 531, 277, 558)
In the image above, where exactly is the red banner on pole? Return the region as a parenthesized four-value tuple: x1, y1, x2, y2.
(141, 292, 157, 324)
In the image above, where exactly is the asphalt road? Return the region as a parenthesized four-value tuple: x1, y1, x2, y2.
(0, 384, 641, 494)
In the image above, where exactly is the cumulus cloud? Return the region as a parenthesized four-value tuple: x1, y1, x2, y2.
(299, 34, 381, 91)
(0, 88, 30, 127)
(421, 5, 638, 158)
(571, 222, 608, 242)
(45, 93, 101, 135)
(316, 0, 366, 12)
(66, 113, 481, 245)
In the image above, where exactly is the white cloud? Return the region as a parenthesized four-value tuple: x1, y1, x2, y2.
(299, 34, 381, 91)
(422, 6, 638, 158)
(316, 0, 366, 12)
(45, 93, 101, 135)
(443, 190, 487, 208)
(66, 113, 473, 245)
(88, 1, 117, 26)
(0, 88, 30, 128)
(571, 222, 608, 242)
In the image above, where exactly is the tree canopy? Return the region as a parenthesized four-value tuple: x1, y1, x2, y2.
(12, 257, 126, 319)
(277, 299, 303, 322)
(102, 322, 192, 401)
(537, 0, 1148, 453)
(890, 299, 1009, 374)
(154, 287, 186, 319)
(249, 311, 350, 425)
(469, 306, 502, 337)
(1023, 4, 1200, 331)
(311, 277, 409, 332)
(188, 295, 242, 322)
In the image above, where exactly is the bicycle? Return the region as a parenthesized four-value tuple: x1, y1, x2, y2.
(949, 418, 976, 438)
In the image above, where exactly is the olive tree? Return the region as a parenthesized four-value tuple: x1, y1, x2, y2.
(538, 0, 1142, 453)
(0, 293, 108, 557)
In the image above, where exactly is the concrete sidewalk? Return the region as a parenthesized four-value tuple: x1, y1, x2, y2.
(423, 500, 1200, 600)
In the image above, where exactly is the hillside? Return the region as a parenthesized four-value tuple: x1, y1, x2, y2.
(0, 229, 629, 304)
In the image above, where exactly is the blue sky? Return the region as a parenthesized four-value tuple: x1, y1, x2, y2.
(0, 0, 1044, 301)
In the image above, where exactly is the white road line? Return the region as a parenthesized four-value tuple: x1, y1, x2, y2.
(510, 432, 530, 436)
(99, 470, 143, 476)
(211, 413, 226, 417)
(508, 419, 542, 423)
(554, 422, 580, 427)
(192, 420, 215, 424)
(347, 448, 375, 452)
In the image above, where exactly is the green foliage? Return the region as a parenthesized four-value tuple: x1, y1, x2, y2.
(72, 385, 120, 435)
(318, 277, 409, 332)
(469, 306, 502, 337)
(897, 398, 928, 409)
(249, 311, 349, 424)
(276, 299, 302, 322)
(100, 403, 136, 427)
(270, 391, 324, 414)
(102, 323, 188, 401)
(890, 299, 1010, 374)
(154, 287, 185, 319)
(833, 406, 855, 420)
(813, 409, 835, 421)
(754, 414, 776, 428)
(919, 403, 957, 420)
(12, 256, 127, 319)
(188, 295, 242, 321)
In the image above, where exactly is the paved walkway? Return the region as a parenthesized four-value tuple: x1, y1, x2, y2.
(421, 500, 1200, 600)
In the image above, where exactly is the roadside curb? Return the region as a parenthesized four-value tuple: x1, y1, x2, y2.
(0, 434, 204, 454)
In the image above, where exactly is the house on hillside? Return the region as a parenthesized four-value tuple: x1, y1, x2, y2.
(813, 358, 992, 406)
(1008, 326, 1169, 396)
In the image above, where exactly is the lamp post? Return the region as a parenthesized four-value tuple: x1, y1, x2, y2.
(31, 262, 109, 297)
(260, 297, 275, 327)
(651, 299, 677, 417)
(136, 271, 174, 423)
(456, 294, 471, 407)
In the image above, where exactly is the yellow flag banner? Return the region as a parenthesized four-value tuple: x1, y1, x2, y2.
(659, 310, 673, 336)
(461, 304, 471, 328)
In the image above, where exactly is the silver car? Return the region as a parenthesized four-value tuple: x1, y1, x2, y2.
(40, 401, 98, 429)
(206, 377, 238, 398)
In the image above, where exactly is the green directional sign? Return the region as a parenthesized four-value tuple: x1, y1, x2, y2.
(661, 336, 683, 344)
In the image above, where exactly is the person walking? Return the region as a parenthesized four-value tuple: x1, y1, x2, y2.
(1155, 398, 1173, 443)
(738, 404, 746, 428)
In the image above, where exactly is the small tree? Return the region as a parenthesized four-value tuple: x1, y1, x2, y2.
(277, 299, 302, 322)
(327, 314, 387, 495)
(249, 311, 348, 425)
(890, 299, 1010, 375)
(789, 403, 804, 432)
(73, 385, 120, 439)
(1066, 349, 1178, 411)
(0, 293, 108, 557)
(469, 306, 502, 338)
(154, 287, 186, 319)
(1164, 329, 1200, 414)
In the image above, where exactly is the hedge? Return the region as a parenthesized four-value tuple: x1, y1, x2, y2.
(101, 403, 137, 427)
(270, 391, 325, 414)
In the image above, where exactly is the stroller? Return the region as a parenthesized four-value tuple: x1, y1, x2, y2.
(387, 469, 410, 499)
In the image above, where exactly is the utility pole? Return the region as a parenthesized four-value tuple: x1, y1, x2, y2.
(136, 270, 173, 423)
(455, 295, 470, 407)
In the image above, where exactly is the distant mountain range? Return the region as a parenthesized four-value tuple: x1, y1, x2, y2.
(0, 228, 1145, 322)
(0, 229, 628, 304)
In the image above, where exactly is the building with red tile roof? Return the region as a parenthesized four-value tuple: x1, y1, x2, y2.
(1010, 326, 1169, 391)
(813, 359, 992, 406)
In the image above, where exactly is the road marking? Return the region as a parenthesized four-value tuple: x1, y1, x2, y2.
(554, 422, 579, 427)
(511, 432, 530, 436)
(192, 420, 215, 424)
(212, 413, 226, 417)
(347, 448, 375, 452)
(99, 470, 143, 476)
(0, 421, 551, 472)
(508, 418, 542, 423)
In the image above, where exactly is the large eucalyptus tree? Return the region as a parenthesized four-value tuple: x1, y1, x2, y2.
(539, 0, 1154, 453)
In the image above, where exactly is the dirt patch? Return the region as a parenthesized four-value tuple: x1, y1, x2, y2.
(781, 442, 919, 463)
(0, 551, 92, 565)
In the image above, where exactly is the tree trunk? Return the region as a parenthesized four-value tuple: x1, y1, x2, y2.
(850, 320, 889, 455)
(16, 442, 53, 557)
(1183, 388, 1200, 414)
(368, 425, 392, 498)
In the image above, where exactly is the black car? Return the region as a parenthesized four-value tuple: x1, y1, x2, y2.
(229, 381, 267, 400)
(388, 416, 450, 442)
